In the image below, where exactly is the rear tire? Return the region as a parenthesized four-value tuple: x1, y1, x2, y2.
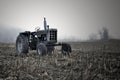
(37, 43, 47, 56)
(16, 35, 29, 54)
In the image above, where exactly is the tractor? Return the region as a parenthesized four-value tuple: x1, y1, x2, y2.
(16, 18, 72, 56)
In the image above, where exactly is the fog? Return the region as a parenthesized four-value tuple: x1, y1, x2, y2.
(0, 25, 23, 42)
(0, 0, 120, 42)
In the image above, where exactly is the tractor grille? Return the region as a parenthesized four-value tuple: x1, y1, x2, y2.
(50, 30, 57, 41)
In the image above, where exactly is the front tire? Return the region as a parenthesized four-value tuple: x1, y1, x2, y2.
(16, 35, 29, 54)
(37, 43, 47, 56)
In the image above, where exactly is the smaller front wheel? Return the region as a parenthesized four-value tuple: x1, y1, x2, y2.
(37, 43, 47, 56)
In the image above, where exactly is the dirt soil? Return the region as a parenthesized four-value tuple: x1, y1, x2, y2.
(0, 40, 120, 80)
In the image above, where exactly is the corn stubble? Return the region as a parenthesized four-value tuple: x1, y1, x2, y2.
(0, 40, 120, 80)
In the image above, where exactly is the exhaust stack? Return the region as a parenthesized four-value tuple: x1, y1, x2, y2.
(44, 17, 47, 30)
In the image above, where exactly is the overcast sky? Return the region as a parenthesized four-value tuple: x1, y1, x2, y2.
(0, 0, 120, 42)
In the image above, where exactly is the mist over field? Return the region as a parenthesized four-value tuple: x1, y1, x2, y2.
(0, 25, 80, 42)
(0, 25, 23, 42)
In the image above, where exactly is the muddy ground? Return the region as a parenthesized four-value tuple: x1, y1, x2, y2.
(0, 40, 120, 80)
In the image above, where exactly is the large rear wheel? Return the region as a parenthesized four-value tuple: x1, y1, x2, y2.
(16, 35, 29, 54)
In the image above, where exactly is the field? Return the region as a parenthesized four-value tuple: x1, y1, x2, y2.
(0, 40, 120, 80)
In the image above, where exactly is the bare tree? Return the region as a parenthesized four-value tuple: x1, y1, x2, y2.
(99, 27, 109, 40)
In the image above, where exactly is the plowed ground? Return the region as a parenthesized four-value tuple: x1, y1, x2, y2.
(0, 40, 120, 80)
